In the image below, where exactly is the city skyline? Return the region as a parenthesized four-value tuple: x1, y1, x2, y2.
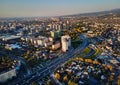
(0, 1, 120, 84)
(0, 0, 120, 17)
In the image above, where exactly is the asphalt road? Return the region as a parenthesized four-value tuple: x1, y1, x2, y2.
(10, 35, 89, 85)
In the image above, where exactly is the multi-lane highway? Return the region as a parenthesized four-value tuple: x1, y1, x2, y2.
(10, 35, 89, 85)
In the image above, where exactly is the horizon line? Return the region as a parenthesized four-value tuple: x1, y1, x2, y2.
(0, 8, 119, 19)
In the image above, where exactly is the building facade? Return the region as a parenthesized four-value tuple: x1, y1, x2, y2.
(0, 69, 16, 83)
(61, 35, 71, 52)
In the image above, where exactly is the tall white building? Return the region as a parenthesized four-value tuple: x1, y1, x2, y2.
(61, 35, 71, 52)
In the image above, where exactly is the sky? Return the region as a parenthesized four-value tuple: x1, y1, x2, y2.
(0, 0, 120, 17)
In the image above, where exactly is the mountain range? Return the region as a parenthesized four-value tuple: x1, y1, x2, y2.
(65, 8, 120, 17)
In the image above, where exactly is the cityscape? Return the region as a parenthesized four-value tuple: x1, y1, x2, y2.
(0, 0, 120, 85)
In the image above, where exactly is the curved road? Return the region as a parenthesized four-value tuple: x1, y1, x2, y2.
(10, 35, 89, 85)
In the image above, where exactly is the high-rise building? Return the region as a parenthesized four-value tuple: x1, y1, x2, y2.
(50, 31, 61, 38)
(57, 30, 61, 37)
(61, 35, 71, 52)
(51, 31, 57, 38)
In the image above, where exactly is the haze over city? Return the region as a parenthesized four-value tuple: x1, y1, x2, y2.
(0, 0, 120, 85)
(0, 0, 120, 17)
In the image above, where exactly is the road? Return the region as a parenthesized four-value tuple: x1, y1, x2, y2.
(10, 35, 89, 85)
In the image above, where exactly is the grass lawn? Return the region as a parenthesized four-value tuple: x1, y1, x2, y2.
(82, 47, 91, 55)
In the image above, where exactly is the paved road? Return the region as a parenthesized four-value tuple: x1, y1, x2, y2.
(29, 35, 89, 85)
(10, 35, 89, 85)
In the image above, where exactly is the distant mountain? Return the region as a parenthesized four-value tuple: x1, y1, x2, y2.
(65, 8, 120, 17)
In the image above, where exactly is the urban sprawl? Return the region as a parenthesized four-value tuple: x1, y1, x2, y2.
(0, 11, 120, 85)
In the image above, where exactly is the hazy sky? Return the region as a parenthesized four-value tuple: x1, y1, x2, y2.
(0, 0, 120, 17)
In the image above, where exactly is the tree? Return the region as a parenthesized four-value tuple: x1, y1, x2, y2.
(2, 57, 5, 62)
(68, 80, 78, 85)
(117, 75, 120, 85)
(46, 80, 51, 85)
(63, 75, 68, 81)
(54, 73, 61, 80)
